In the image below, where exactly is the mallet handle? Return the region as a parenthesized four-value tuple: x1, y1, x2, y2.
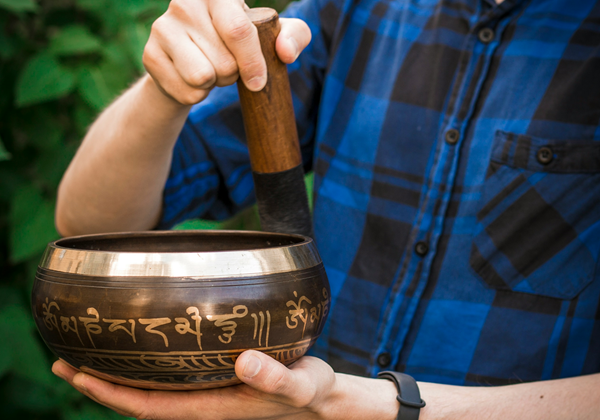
(237, 8, 313, 238)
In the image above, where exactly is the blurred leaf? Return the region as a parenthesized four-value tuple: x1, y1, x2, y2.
(0, 303, 54, 386)
(16, 53, 75, 107)
(0, 286, 21, 310)
(124, 22, 149, 73)
(75, 0, 108, 12)
(112, 0, 158, 16)
(0, 291, 16, 377)
(236, 205, 262, 230)
(0, 34, 18, 60)
(34, 142, 77, 189)
(9, 184, 43, 230)
(49, 25, 102, 56)
(9, 186, 58, 263)
(21, 109, 64, 152)
(173, 205, 263, 231)
(77, 45, 131, 110)
(1, 375, 82, 412)
(77, 67, 116, 111)
(305, 171, 314, 210)
(0, 167, 26, 201)
(73, 101, 97, 135)
(0, 62, 15, 111)
(173, 219, 224, 230)
(3, 377, 57, 411)
(0, 136, 11, 161)
(0, 344, 10, 377)
(63, 401, 134, 420)
(0, 0, 38, 13)
(103, 42, 131, 68)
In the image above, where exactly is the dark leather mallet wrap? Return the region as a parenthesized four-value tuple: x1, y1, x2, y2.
(237, 8, 313, 238)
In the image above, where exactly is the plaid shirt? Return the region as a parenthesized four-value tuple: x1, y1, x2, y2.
(160, 0, 600, 385)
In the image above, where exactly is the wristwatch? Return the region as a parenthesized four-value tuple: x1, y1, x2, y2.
(377, 371, 426, 420)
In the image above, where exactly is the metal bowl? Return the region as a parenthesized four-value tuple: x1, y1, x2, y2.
(31, 230, 329, 390)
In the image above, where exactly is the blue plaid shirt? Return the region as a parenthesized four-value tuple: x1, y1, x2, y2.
(159, 0, 600, 386)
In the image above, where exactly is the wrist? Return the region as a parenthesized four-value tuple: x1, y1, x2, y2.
(416, 381, 488, 420)
(316, 373, 398, 420)
(113, 74, 191, 158)
(139, 74, 194, 115)
(378, 371, 426, 420)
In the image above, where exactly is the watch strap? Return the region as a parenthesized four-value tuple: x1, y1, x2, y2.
(377, 371, 426, 420)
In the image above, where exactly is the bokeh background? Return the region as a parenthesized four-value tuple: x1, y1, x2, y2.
(0, 0, 298, 418)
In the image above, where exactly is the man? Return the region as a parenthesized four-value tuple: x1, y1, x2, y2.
(52, 0, 600, 418)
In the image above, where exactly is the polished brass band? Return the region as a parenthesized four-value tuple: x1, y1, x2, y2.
(39, 231, 321, 278)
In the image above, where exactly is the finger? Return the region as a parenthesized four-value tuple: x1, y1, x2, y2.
(52, 359, 78, 382)
(72, 372, 158, 419)
(157, 0, 239, 88)
(71, 371, 216, 420)
(276, 18, 312, 64)
(154, 20, 220, 90)
(210, 0, 266, 91)
(177, 5, 239, 88)
(188, 31, 240, 88)
(163, 34, 218, 90)
(143, 37, 210, 105)
(52, 361, 121, 411)
(235, 350, 317, 408)
(72, 375, 145, 418)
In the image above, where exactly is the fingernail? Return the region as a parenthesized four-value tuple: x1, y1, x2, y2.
(243, 355, 262, 378)
(288, 36, 299, 60)
(246, 75, 266, 91)
(53, 369, 66, 381)
(73, 374, 88, 392)
(51, 363, 67, 380)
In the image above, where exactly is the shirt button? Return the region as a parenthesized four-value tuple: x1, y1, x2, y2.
(444, 128, 460, 145)
(415, 241, 429, 257)
(478, 27, 495, 44)
(537, 146, 553, 165)
(377, 352, 392, 368)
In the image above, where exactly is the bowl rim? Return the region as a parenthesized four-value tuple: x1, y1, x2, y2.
(39, 230, 322, 278)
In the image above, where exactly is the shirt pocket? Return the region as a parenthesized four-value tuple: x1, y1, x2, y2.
(470, 131, 600, 300)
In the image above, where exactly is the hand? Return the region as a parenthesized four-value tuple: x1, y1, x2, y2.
(143, 0, 312, 106)
(52, 350, 344, 420)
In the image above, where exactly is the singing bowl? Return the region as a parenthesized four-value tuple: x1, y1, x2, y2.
(31, 230, 329, 390)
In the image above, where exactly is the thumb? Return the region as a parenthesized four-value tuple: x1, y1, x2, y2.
(276, 18, 312, 64)
(235, 350, 300, 400)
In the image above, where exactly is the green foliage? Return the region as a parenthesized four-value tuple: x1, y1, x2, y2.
(16, 53, 76, 107)
(0, 0, 302, 418)
(49, 25, 102, 56)
(0, 0, 38, 13)
(0, 0, 168, 418)
(62, 402, 132, 420)
(9, 185, 58, 263)
(0, 302, 53, 386)
(0, 136, 11, 160)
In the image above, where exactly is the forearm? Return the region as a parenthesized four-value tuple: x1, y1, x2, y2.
(56, 75, 190, 236)
(417, 373, 600, 420)
(55, 0, 312, 237)
(325, 371, 600, 420)
(52, 352, 600, 420)
(322, 373, 398, 420)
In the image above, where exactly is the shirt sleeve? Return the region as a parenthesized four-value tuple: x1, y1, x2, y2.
(158, 0, 343, 229)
